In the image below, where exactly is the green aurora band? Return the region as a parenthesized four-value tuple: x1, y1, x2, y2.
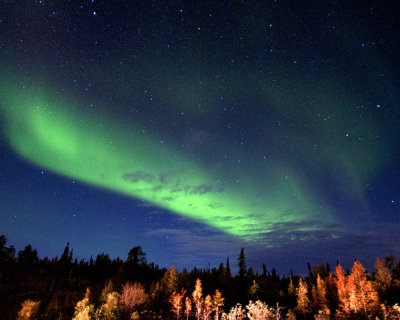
(0, 80, 333, 241)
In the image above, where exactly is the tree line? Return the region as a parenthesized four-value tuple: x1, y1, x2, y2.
(1, 235, 400, 319)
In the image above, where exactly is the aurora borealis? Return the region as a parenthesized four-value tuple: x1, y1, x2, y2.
(1, 1, 400, 273)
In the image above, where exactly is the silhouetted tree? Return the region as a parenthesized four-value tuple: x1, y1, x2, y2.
(262, 264, 267, 277)
(0, 235, 15, 267)
(18, 244, 38, 273)
(226, 258, 231, 277)
(238, 248, 246, 279)
(127, 246, 147, 266)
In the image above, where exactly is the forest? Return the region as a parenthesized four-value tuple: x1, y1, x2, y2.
(1, 235, 400, 320)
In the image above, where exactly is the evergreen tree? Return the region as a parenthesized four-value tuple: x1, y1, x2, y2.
(18, 245, 38, 267)
(262, 263, 267, 277)
(226, 258, 231, 277)
(0, 235, 15, 267)
(238, 248, 246, 279)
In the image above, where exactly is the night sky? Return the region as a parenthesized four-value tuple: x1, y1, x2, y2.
(1, 0, 399, 274)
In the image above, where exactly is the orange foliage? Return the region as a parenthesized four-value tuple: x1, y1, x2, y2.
(335, 261, 379, 316)
(170, 289, 186, 320)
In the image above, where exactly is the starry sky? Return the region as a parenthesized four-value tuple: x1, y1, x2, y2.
(0, 0, 399, 274)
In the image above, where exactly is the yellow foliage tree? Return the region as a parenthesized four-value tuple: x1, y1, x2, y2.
(295, 278, 311, 318)
(17, 300, 40, 320)
(203, 294, 213, 320)
(192, 278, 203, 320)
(170, 289, 186, 320)
(72, 288, 94, 320)
(185, 296, 192, 320)
(95, 291, 120, 320)
(212, 289, 224, 320)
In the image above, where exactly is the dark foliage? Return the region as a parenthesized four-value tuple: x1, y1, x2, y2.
(1, 235, 400, 320)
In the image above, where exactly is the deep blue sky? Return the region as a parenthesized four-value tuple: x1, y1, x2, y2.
(1, 0, 399, 275)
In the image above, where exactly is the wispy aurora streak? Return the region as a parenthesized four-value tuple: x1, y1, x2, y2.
(0, 80, 333, 241)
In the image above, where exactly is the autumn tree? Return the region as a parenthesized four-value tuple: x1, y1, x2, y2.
(246, 300, 275, 320)
(374, 257, 392, 293)
(288, 278, 296, 297)
(212, 289, 225, 320)
(165, 266, 179, 295)
(348, 260, 379, 316)
(100, 279, 115, 304)
(204, 294, 213, 320)
(95, 292, 120, 320)
(120, 282, 147, 316)
(185, 297, 192, 320)
(222, 303, 246, 320)
(295, 278, 311, 318)
(384, 303, 400, 318)
(72, 288, 94, 320)
(312, 274, 329, 311)
(17, 300, 40, 320)
(193, 278, 204, 320)
(335, 261, 380, 317)
(335, 264, 351, 314)
(249, 280, 260, 301)
(170, 289, 186, 320)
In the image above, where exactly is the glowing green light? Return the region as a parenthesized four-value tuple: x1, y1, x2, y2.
(0, 80, 332, 241)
